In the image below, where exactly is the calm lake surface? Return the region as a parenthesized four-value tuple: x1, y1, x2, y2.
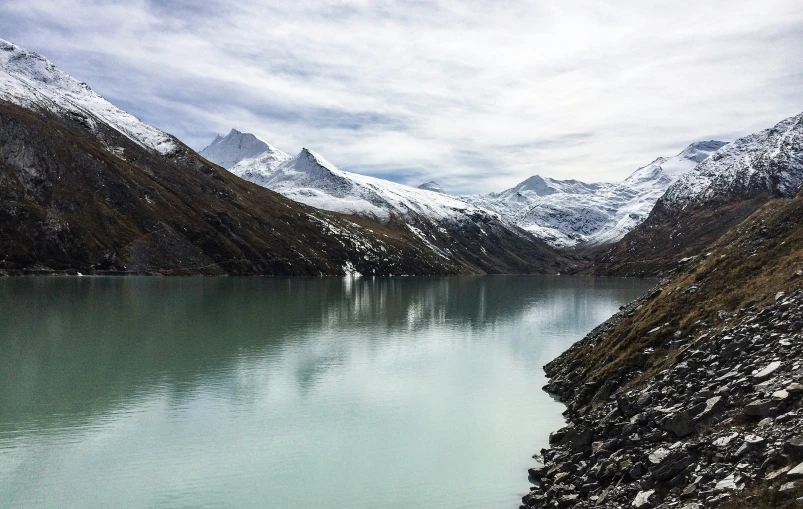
(0, 276, 652, 509)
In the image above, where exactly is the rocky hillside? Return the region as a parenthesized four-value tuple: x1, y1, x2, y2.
(0, 39, 570, 276)
(523, 191, 803, 508)
(594, 113, 803, 276)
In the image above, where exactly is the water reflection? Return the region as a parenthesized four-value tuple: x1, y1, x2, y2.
(0, 275, 652, 509)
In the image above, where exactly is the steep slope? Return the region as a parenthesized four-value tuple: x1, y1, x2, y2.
(0, 38, 569, 276)
(225, 143, 571, 274)
(595, 113, 803, 276)
(525, 190, 803, 508)
(466, 142, 725, 247)
(199, 129, 287, 169)
(0, 101, 464, 276)
(0, 38, 176, 155)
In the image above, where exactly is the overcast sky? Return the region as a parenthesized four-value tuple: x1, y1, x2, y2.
(2, 0, 802, 194)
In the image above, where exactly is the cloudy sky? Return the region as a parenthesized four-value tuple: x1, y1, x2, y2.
(1, 0, 802, 194)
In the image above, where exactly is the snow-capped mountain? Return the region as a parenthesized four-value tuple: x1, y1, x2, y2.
(418, 181, 447, 194)
(199, 129, 285, 168)
(231, 148, 489, 222)
(658, 113, 803, 211)
(595, 111, 803, 277)
(0, 37, 571, 276)
(214, 128, 725, 249)
(209, 132, 567, 270)
(0, 38, 177, 155)
(465, 141, 726, 247)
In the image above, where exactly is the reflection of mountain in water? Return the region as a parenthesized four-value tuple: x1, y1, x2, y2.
(0, 276, 650, 431)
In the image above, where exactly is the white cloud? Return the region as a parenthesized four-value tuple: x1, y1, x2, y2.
(2, 0, 803, 194)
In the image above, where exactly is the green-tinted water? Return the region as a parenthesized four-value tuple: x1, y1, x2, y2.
(0, 276, 652, 509)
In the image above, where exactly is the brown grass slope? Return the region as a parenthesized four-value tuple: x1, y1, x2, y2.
(590, 195, 776, 277)
(0, 101, 570, 276)
(542, 191, 803, 506)
(552, 191, 803, 388)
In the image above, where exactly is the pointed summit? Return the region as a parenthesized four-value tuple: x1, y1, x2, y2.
(418, 181, 447, 194)
(297, 148, 340, 173)
(514, 175, 557, 196)
(199, 129, 273, 168)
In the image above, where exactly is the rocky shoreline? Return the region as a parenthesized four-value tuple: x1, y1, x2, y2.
(523, 287, 803, 508)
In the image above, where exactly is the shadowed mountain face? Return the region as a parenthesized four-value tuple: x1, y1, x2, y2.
(0, 101, 480, 275)
(0, 101, 570, 275)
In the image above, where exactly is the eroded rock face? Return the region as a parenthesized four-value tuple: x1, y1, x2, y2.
(523, 289, 803, 509)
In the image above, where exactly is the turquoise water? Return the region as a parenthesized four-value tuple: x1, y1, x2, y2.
(0, 276, 652, 509)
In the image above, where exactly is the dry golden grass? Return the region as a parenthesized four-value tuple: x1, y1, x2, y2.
(555, 193, 803, 389)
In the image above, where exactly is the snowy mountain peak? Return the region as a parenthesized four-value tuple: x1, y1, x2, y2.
(199, 129, 277, 168)
(514, 175, 555, 196)
(508, 175, 602, 197)
(0, 38, 177, 155)
(298, 148, 338, 172)
(418, 181, 447, 194)
(229, 144, 500, 225)
(465, 138, 728, 247)
(660, 113, 803, 210)
(293, 148, 340, 177)
(625, 140, 726, 184)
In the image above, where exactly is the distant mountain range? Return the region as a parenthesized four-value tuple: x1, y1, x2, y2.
(201, 132, 564, 271)
(201, 130, 726, 248)
(2, 35, 803, 278)
(464, 141, 726, 247)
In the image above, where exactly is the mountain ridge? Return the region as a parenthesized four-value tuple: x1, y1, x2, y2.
(594, 112, 803, 276)
(208, 133, 571, 274)
(0, 38, 178, 155)
(465, 141, 726, 247)
(209, 128, 726, 249)
(0, 37, 570, 276)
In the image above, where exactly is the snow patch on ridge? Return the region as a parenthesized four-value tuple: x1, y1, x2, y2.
(0, 38, 177, 155)
(660, 114, 803, 210)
